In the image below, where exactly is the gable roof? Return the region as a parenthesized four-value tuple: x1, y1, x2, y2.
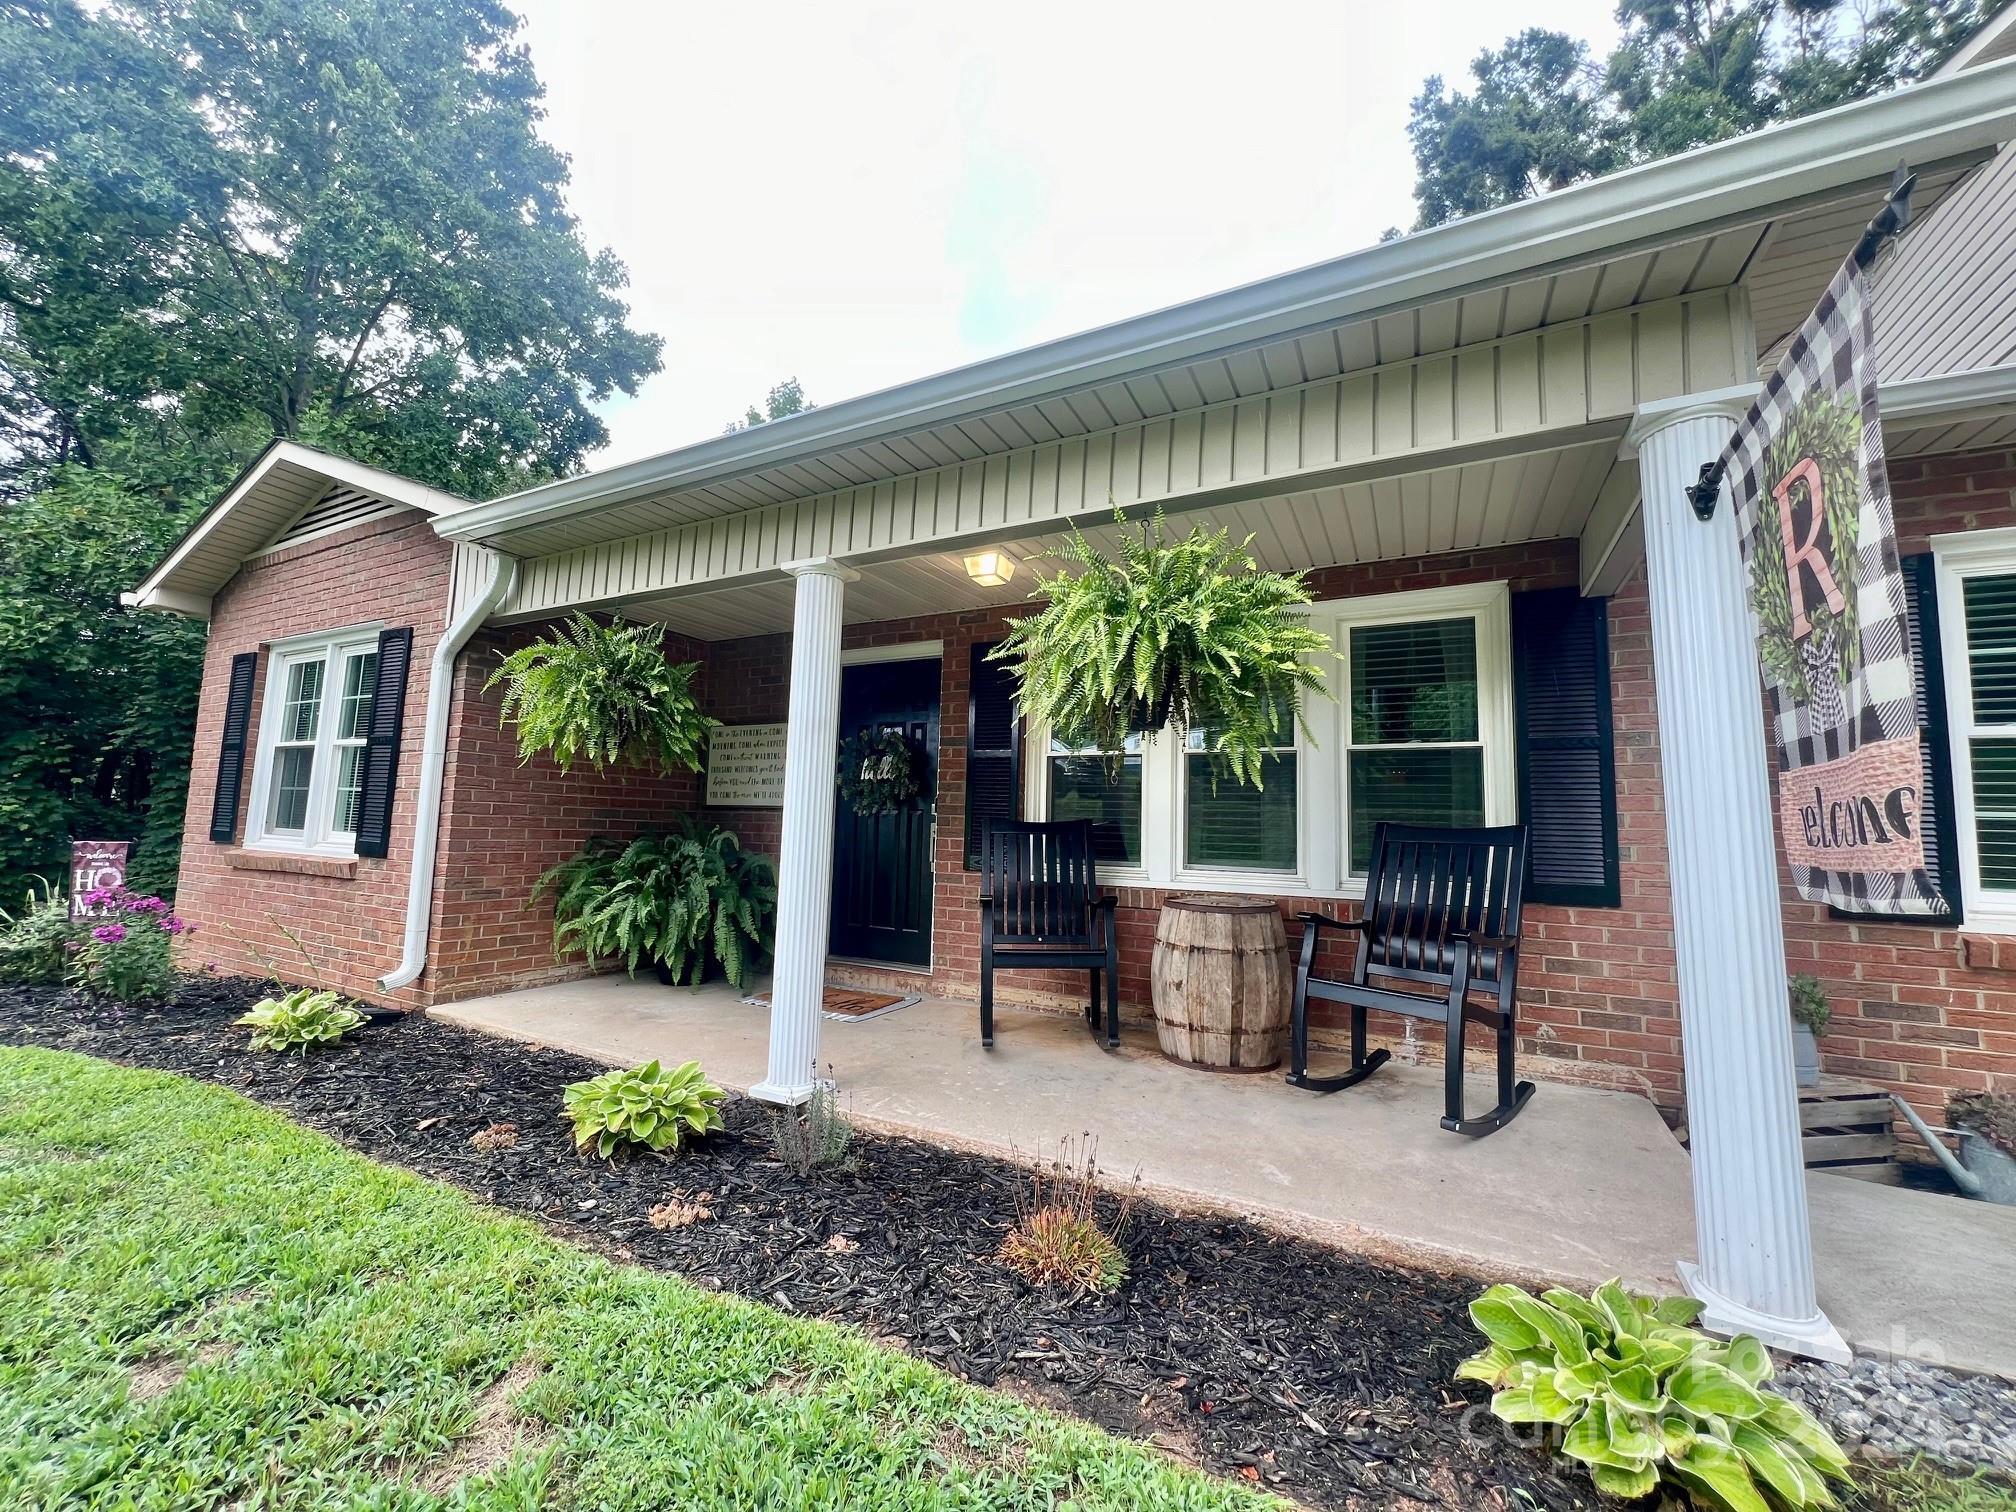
(122, 441, 471, 618)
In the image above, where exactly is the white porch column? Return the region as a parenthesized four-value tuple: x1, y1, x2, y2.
(1627, 389, 1849, 1362)
(751, 556, 857, 1105)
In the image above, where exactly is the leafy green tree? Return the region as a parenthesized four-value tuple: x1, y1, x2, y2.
(725, 377, 811, 434)
(0, 0, 662, 895)
(1407, 1, 1987, 229)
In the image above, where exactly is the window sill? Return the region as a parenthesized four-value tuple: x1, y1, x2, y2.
(225, 848, 359, 880)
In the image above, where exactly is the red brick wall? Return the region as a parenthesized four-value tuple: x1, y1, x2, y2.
(175, 514, 456, 1008)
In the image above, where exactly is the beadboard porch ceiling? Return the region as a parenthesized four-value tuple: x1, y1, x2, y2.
(610, 438, 1627, 642)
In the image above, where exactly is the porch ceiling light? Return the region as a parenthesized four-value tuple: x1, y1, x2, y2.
(963, 549, 1016, 588)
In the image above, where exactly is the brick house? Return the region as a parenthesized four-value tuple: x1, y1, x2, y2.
(129, 44, 2016, 1358)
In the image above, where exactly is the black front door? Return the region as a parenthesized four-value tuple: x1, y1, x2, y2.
(830, 657, 939, 966)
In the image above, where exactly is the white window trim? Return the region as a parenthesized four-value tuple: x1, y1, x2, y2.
(243, 623, 383, 858)
(1019, 580, 1516, 899)
(1932, 527, 2016, 933)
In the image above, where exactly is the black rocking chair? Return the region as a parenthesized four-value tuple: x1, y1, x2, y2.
(977, 820, 1120, 1049)
(1288, 822, 1535, 1137)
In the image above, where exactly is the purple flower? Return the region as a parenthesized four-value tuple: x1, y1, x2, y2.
(80, 886, 113, 907)
(162, 915, 187, 935)
(126, 896, 168, 915)
(91, 923, 127, 944)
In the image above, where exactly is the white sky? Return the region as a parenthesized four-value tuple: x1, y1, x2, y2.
(512, 0, 1622, 468)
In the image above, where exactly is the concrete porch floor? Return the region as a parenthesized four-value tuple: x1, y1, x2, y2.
(434, 974, 2016, 1379)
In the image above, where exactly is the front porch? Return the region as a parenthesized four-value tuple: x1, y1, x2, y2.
(433, 974, 2016, 1380)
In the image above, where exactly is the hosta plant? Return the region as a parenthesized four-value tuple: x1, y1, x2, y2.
(990, 508, 1331, 787)
(1457, 1279, 1852, 1510)
(236, 987, 368, 1052)
(486, 612, 715, 774)
(534, 818, 776, 987)
(562, 1058, 725, 1159)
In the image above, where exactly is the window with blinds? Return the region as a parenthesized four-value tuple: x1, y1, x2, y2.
(1345, 618, 1485, 872)
(1184, 720, 1297, 871)
(1962, 571, 2016, 894)
(1050, 731, 1143, 866)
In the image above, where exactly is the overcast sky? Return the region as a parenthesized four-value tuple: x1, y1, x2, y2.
(511, 1, 1622, 468)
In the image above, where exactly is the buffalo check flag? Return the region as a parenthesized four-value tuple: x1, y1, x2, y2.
(1722, 250, 1948, 916)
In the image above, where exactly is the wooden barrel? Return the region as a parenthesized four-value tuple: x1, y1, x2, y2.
(1150, 894, 1291, 1071)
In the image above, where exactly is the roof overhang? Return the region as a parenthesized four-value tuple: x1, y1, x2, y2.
(438, 55, 2016, 552)
(1938, 1, 2016, 76)
(124, 441, 471, 619)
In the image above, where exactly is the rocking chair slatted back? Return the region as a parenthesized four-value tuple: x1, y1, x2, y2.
(1361, 823, 1526, 989)
(982, 820, 1100, 947)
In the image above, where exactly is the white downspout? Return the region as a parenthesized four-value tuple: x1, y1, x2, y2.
(378, 551, 517, 995)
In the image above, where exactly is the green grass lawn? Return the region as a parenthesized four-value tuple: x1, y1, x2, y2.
(0, 1046, 1277, 1511)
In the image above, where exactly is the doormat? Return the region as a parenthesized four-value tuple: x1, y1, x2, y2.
(743, 986, 923, 1023)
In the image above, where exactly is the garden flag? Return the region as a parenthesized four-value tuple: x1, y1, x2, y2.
(1723, 250, 1948, 915)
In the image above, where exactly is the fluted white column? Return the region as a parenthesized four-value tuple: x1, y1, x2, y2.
(1627, 389, 1848, 1362)
(751, 556, 856, 1105)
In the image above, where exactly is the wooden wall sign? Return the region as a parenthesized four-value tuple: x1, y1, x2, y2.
(705, 723, 789, 808)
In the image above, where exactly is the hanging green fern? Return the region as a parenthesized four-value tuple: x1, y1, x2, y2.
(486, 612, 716, 773)
(990, 509, 1333, 788)
(533, 818, 776, 988)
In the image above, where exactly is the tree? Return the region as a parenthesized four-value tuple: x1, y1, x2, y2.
(0, 0, 663, 895)
(1407, 1, 1987, 229)
(725, 377, 811, 434)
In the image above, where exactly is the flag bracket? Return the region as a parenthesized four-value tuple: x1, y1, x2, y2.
(1682, 164, 1917, 523)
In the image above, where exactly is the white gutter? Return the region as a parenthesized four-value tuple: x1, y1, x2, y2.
(378, 550, 518, 995)
(438, 56, 2016, 547)
(1880, 362, 2016, 425)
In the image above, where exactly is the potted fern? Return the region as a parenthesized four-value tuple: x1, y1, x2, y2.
(535, 818, 777, 988)
(990, 508, 1331, 786)
(486, 612, 715, 773)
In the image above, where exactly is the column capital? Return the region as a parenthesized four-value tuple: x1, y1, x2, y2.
(781, 555, 859, 583)
(1623, 383, 1759, 454)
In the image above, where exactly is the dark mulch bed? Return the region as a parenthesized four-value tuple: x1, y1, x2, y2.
(0, 979, 1600, 1510)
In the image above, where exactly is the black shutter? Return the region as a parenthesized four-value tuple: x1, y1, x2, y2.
(208, 652, 260, 844)
(965, 640, 1021, 869)
(353, 627, 415, 860)
(1832, 553, 1960, 923)
(1512, 588, 1621, 907)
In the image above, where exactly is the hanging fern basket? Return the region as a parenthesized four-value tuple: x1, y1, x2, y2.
(837, 728, 923, 816)
(990, 509, 1333, 788)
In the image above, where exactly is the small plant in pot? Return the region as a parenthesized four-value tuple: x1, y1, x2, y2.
(990, 507, 1331, 786)
(1788, 974, 1828, 1089)
(535, 818, 777, 988)
(1947, 1091, 2016, 1205)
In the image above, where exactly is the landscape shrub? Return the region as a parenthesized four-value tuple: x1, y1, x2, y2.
(235, 987, 367, 1053)
(769, 1073, 853, 1177)
(1456, 1279, 1852, 1509)
(64, 887, 187, 1006)
(562, 1058, 725, 1159)
(0, 877, 73, 985)
(999, 1137, 1132, 1298)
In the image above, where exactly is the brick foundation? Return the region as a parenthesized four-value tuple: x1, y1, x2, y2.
(174, 451, 2016, 1126)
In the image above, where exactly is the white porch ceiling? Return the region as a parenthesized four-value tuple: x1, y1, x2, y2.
(620, 440, 1623, 642)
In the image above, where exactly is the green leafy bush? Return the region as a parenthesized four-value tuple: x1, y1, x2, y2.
(486, 612, 715, 773)
(235, 987, 368, 1053)
(562, 1058, 725, 1158)
(1457, 1279, 1851, 1509)
(535, 818, 776, 987)
(65, 887, 187, 1006)
(990, 508, 1331, 787)
(1789, 974, 1830, 1036)
(0, 877, 74, 985)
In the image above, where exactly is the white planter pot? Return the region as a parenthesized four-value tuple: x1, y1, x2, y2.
(1791, 1024, 1821, 1088)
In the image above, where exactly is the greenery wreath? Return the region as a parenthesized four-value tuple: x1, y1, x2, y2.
(836, 728, 922, 816)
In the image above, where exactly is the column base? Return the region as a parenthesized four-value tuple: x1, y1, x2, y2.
(748, 1077, 814, 1107)
(1677, 1260, 1852, 1363)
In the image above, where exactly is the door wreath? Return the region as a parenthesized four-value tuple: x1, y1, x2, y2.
(837, 728, 923, 816)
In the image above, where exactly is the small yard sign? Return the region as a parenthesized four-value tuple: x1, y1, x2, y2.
(70, 840, 129, 918)
(705, 723, 788, 808)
